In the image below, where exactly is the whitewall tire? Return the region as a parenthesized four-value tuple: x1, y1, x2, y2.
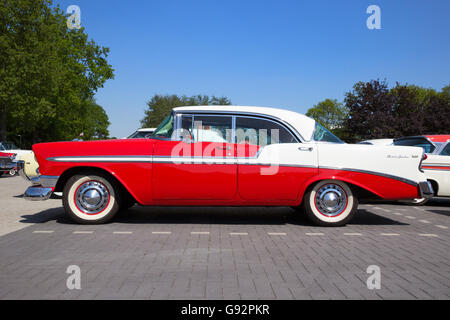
(63, 173, 121, 224)
(303, 180, 358, 227)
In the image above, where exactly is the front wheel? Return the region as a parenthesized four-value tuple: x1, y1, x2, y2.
(303, 180, 358, 227)
(63, 173, 122, 224)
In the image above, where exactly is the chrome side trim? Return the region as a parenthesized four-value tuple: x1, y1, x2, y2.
(319, 166, 418, 186)
(47, 156, 153, 162)
(24, 186, 52, 201)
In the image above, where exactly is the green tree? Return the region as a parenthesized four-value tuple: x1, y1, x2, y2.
(343, 80, 450, 142)
(343, 80, 396, 142)
(140, 94, 231, 128)
(0, 0, 114, 147)
(305, 99, 348, 139)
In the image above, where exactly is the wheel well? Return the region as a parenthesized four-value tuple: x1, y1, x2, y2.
(302, 179, 381, 202)
(54, 166, 136, 202)
(428, 179, 438, 195)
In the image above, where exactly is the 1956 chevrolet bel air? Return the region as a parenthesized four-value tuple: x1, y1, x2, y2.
(18, 106, 434, 226)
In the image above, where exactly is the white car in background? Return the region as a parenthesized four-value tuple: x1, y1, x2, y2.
(357, 139, 393, 146)
(0, 141, 33, 159)
(127, 128, 156, 139)
(393, 135, 450, 204)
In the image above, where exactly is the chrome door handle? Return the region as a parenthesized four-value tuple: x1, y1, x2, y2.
(216, 146, 231, 150)
(298, 147, 313, 151)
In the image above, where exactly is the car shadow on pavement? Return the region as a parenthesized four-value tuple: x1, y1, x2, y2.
(425, 209, 450, 217)
(20, 207, 64, 224)
(348, 209, 408, 225)
(19, 206, 409, 226)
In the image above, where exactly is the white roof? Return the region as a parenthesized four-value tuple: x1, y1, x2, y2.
(137, 128, 156, 132)
(173, 105, 316, 141)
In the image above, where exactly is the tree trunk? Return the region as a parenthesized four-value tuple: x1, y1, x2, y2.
(0, 104, 6, 141)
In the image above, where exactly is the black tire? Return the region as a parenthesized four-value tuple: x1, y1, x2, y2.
(62, 172, 122, 224)
(302, 180, 358, 227)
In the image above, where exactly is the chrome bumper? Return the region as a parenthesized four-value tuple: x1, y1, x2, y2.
(24, 186, 53, 201)
(418, 181, 434, 199)
(18, 161, 59, 201)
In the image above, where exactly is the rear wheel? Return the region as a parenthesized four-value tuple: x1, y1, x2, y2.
(8, 169, 16, 176)
(303, 180, 358, 227)
(63, 173, 121, 224)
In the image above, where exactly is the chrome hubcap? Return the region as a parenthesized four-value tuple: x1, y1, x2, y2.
(315, 184, 347, 217)
(75, 181, 110, 214)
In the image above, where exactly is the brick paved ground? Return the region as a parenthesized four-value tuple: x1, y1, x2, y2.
(0, 176, 449, 299)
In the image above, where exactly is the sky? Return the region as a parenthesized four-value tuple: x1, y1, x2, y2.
(54, 0, 450, 138)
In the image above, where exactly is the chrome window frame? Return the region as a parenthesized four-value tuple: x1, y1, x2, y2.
(176, 113, 234, 143)
(234, 115, 300, 145)
(173, 110, 303, 144)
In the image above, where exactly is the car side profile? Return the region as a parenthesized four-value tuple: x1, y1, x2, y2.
(19, 106, 433, 226)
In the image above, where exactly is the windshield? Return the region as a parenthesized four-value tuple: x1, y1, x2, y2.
(152, 113, 174, 138)
(0, 142, 18, 150)
(313, 123, 344, 143)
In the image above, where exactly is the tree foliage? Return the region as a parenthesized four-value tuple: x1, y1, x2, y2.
(140, 94, 232, 128)
(305, 99, 348, 138)
(0, 0, 114, 147)
(343, 80, 450, 142)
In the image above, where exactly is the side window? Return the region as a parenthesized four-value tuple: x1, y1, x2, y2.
(190, 115, 233, 143)
(440, 143, 450, 156)
(235, 117, 297, 146)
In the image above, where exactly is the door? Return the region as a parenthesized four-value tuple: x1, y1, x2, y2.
(236, 116, 318, 201)
(152, 114, 238, 200)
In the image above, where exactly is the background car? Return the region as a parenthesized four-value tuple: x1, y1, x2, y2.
(0, 151, 17, 176)
(393, 135, 450, 204)
(0, 141, 33, 158)
(357, 139, 393, 146)
(127, 128, 156, 139)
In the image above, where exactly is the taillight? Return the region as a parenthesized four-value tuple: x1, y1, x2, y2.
(419, 152, 427, 172)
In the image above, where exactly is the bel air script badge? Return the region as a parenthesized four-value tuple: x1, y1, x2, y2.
(386, 155, 411, 159)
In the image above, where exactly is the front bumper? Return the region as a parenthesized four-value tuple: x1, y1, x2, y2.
(24, 186, 53, 200)
(418, 181, 434, 199)
(18, 160, 59, 201)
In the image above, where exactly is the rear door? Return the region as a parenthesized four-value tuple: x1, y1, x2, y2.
(236, 116, 318, 201)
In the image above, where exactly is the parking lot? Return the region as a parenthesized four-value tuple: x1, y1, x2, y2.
(0, 175, 449, 300)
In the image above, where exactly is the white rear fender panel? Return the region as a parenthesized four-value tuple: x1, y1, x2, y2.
(317, 144, 426, 185)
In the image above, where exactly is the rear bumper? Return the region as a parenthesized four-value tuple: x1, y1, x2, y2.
(418, 181, 434, 198)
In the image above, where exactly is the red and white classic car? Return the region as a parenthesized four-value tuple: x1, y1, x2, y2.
(19, 106, 433, 226)
(0, 151, 17, 176)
